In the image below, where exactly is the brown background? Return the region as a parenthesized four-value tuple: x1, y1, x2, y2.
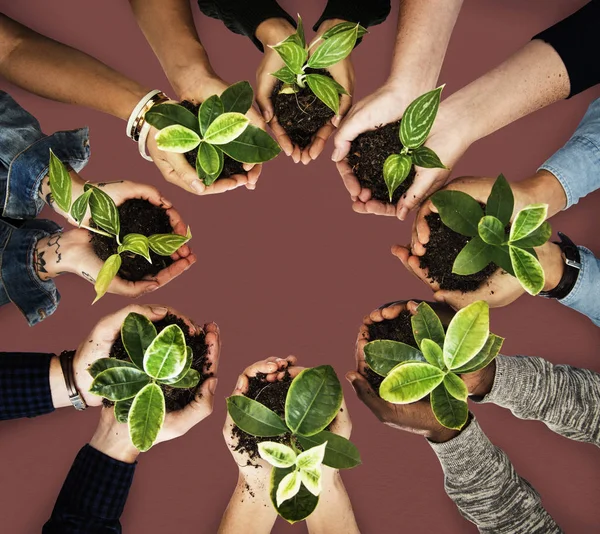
(1, 0, 599, 532)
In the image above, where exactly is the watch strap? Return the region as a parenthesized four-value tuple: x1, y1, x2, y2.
(539, 232, 581, 299)
(59, 350, 87, 411)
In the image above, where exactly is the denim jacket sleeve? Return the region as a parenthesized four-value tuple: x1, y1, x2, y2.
(0, 91, 90, 220)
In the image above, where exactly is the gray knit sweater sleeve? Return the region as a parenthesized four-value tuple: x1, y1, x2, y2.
(476, 355, 600, 445)
(429, 419, 562, 533)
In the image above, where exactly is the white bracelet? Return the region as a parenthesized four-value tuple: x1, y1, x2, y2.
(138, 121, 153, 161)
(126, 89, 163, 140)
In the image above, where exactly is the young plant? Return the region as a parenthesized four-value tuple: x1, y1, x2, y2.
(382, 86, 447, 202)
(88, 312, 200, 451)
(144, 81, 280, 185)
(227, 365, 361, 523)
(364, 301, 503, 430)
(431, 174, 551, 295)
(270, 16, 366, 115)
(48, 151, 191, 302)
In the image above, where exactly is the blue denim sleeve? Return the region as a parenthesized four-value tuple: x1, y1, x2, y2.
(539, 97, 600, 209)
(0, 218, 62, 326)
(0, 91, 90, 219)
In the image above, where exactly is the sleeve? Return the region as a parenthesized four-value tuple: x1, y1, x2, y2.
(533, 0, 600, 98)
(0, 91, 90, 220)
(196, 0, 295, 51)
(0, 352, 55, 420)
(314, 0, 391, 31)
(43, 445, 137, 534)
(474, 355, 600, 446)
(429, 418, 562, 534)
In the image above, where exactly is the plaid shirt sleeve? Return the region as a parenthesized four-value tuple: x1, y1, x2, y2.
(0, 352, 55, 419)
(43, 445, 137, 534)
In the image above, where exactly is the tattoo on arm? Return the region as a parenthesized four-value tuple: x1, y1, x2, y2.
(34, 249, 48, 275)
(47, 234, 62, 264)
(81, 271, 96, 284)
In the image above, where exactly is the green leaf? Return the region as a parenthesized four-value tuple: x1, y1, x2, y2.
(491, 244, 515, 276)
(379, 362, 445, 404)
(411, 302, 445, 349)
(227, 395, 288, 437)
(443, 301, 490, 370)
(510, 221, 552, 248)
(296, 442, 327, 470)
(87, 185, 120, 237)
(159, 345, 193, 385)
(143, 324, 187, 380)
(271, 467, 318, 524)
(121, 312, 157, 369)
(305, 74, 342, 114)
(364, 339, 425, 377)
(70, 189, 92, 226)
(443, 372, 468, 401)
(321, 21, 367, 40)
(399, 86, 443, 149)
(220, 81, 254, 115)
(89, 367, 151, 401)
(197, 141, 223, 177)
(148, 227, 192, 256)
(453, 333, 504, 374)
(383, 154, 412, 203)
(271, 66, 297, 84)
(220, 124, 281, 163)
(308, 25, 358, 69)
(453, 236, 495, 276)
(509, 204, 549, 242)
(478, 216, 506, 246)
(411, 146, 447, 169)
(276, 469, 302, 506)
(258, 441, 297, 468)
(430, 384, 469, 430)
(48, 150, 72, 213)
(431, 190, 484, 237)
(162, 368, 200, 389)
(279, 83, 299, 95)
(93, 254, 121, 304)
(88, 357, 138, 379)
(203, 112, 249, 145)
(509, 246, 545, 295)
(118, 233, 151, 263)
(129, 383, 165, 452)
(296, 431, 361, 469)
(155, 124, 201, 153)
(271, 41, 307, 75)
(296, 14, 306, 46)
(285, 365, 343, 437)
(299, 467, 322, 497)
(114, 398, 133, 423)
(199, 94, 225, 135)
(420, 338, 445, 369)
(144, 103, 200, 134)
(486, 174, 514, 226)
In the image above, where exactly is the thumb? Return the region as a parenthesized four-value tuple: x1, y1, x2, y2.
(256, 78, 275, 123)
(179, 377, 218, 432)
(331, 112, 361, 162)
(346, 372, 387, 418)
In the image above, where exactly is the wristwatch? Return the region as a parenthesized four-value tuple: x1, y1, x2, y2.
(538, 232, 581, 300)
(59, 350, 87, 411)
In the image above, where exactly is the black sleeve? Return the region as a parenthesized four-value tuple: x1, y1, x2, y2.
(314, 0, 392, 31)
(533, 0, 600, 98)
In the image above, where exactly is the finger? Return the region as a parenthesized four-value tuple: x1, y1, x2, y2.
(107, 276, 159, 298)
(335, 160, 362, 198)
(203, 175, 248, 195)
(398, 168, 449, 220)
(380, 303, 407, 321)
(146, 255, 196, 288)
(165, 207, 190, 259)
(242, 359, 282, 380)
(346, 372, 389, 420)
(256, 77, 277, 124)
(351, 200, 370, 214)
(204, 322, 221, 374)
(157, 150, 205, 196)
(357, 186, 372, 203)
(269, 115, 294, 157)
(246, 164, 262, 187)
(233, 373, 249, 395)
(176, 377, 218, 432)
(332, 112, 365, 162)
(247, 106, 267, 130)
(365, 199, 397, 217)
(291, 144, 302, 164)
(415, 200, 435, 248)
(121, 181, 172, 209)
(307, 122, 335, 162)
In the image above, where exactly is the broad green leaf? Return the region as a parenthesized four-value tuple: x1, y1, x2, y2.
(478, 215, 506, 246)
(299, 467, 322, 497)
(87, 185, 120, 237)
(199, 94, 225, 135)
(276, 470, 302, 506)
(364, 339, 424, 377)
(383, 154, 412, 203)
(89, 367, 151, 401)
(220, 81, 254, 115)
(509, 204, 549, 242)
(411, 302, 445, 349)
(491, 244, 515, 276)
(305, 74, 342, 114)
(271, 467, 318, 524)
(443, 301, 490, 370)
(379, 362, 445, 404)
(148, 227, 192, 256)
(285, 366, 343, 436)
(198, 142, 222, 177)
(118, 233, 151, 263)
(121, 312, 157, 369)
(48, 150, 72, 213)
(70, 189, 92, 226)
(88, 357, 138, 379)
(296, 431, 361, 469)
(203, 112, 249, 145)
(271, 41, 307, 75)
(486, 174, 514, 226)
(220, 124, 281, 163)
(400, 86, 443, 149)
(296, 442, 327, 470)
(510, 221, 552, 248)
(129, 383, 165, 452)
(453, 236, 495, 276)
(114, 398, 133, 423)
(271, 66, 297, 84)
(227, 395, 288, 437)
(258, 442, 297, 468)
(443, 372, 468, 401)
(453, 333, 504, 374)
(430, 384, 469, 430)
(509, 246, 545, 295)
(162, 368, 200, 389)
(159, 346, 193, 385)
(431, 190, 484, 237)
(144, 103, 200, 134)
(308, 26, 358, 69)
(93, 254, 121, 304)
(321, 21, 367, 40)
(411, 146, 447, 169)
(155, 124, 201, 153)
(143, 324, 187, 380)
(420, 339, 445, 369)
(296, 15, 306, 46)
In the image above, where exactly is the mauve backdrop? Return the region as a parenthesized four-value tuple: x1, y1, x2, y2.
(0, 1, 599, 532)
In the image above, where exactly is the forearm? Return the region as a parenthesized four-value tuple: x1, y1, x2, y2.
(0, 15, 148, 120)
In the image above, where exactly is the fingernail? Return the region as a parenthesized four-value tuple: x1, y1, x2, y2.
(284, 147, 292, 156)
(150, 305, 168, 315)
(191, 181, 204, 194)
(236, 375, 244, 390)
(160, 197, 172, 208)
(398, 208, 407, 221)
(267, 362, 278, 372)
(209, 378, 218, 395)
(331, 149, 340, 162)
(345, 372, 356, 383)
(264, 111, 273, 123)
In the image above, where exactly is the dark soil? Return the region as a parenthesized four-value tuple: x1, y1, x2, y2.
(106, 313, 211, 412)
(271, 69, 335, 149)
(180, 100, 246, 179)
(348, 121, 416, 204)
(91, 199, 173, 282)
(419, 212, 498, 292)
